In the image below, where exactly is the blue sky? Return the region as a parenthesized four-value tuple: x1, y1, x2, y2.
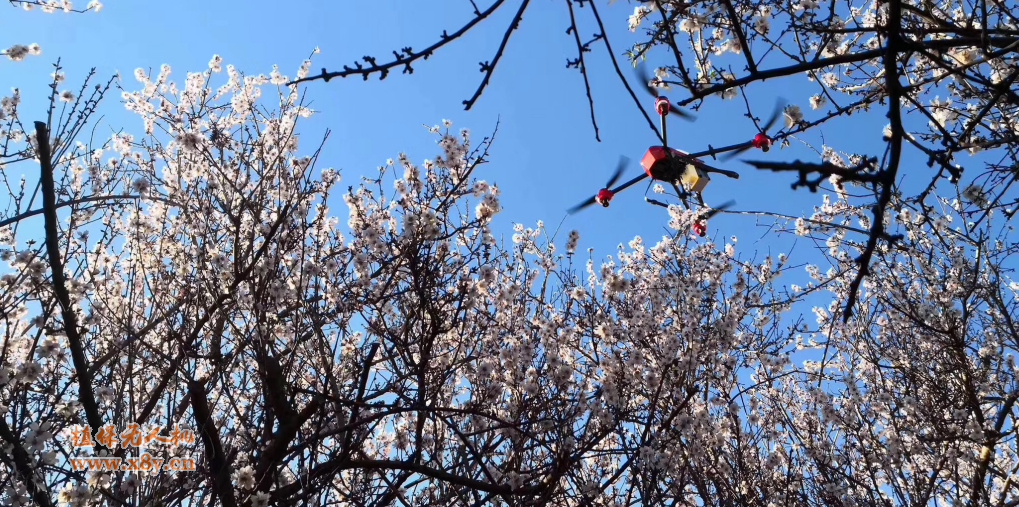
(2, 0, 911, 294)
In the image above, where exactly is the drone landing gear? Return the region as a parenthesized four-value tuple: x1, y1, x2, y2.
(645, 197, 669, 208)
(671, 181, 691, 209)
(643, 180, 692, 209)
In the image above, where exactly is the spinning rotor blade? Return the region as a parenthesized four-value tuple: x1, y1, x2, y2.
(606, 156, 630, 189)
(719, 145, 752, 161)
(566, 156, 634, 214)
(567, 196, 598, 214)
(635, 63, 660, 98)
(635, 64, 695, 120)
(760, 97, 787, 133)
(610, 173, 649, 195)
(701, 199, 736, 220)
(719, 98, 789, 161)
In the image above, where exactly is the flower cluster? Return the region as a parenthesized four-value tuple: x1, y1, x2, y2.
(1, 43, 40, 62)
(3, 1, 101, 66)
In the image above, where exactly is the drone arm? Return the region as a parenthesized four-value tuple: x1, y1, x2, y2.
(611, 173, 649, 194)
(660, 109, 668, 150)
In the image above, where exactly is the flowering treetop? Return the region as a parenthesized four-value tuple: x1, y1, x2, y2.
(293, 0, 1019, 321)
(0, 46, 1013, 505)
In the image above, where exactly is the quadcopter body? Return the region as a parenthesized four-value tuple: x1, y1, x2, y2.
(589, 149, 712, 210)
(640, 146, 711, 193)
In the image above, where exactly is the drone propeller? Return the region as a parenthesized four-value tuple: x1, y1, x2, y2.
(635, 64, 695, 120)
(720, 98, 787, 161)
(699, 199, 736, 220)
(610, 172, 650, 195)
(567, 156, 633, 214)
(762, 100, 787, 132)
(692, 199, 736, 236)
(605, 155, 629, 189)
(635, 63, 661, 99)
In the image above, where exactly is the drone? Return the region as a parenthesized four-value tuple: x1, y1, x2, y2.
(567, 64, 761, 237)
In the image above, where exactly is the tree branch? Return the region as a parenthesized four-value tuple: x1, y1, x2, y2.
(0, 192, 178, 230)
(721, 0, 757, 74)
(36, 121, 105, 440)
(842, 0, 906, 321)
(566, 0, 600, 142)
(652, 0, 696, 91)
(462, 0, 531, 110)
(671, 36, 1019, 106)
(587, 0, 663, 142)
(0, 417, 55, 507)
(341, 342, 380, 459)
(189, 377, 237, 507)
(287, 0, 508, 86)
(742, 158, 883, 191)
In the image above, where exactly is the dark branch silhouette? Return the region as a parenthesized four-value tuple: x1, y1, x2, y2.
(287, 0, 508, 86)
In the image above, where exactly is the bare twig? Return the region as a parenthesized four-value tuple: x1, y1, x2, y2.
(588, 0, 663, 143)
(287, 0, 508, 86)
(463, 0, 532, 110)
(566, 0, 600, 142)
(721, 0, 758, 74)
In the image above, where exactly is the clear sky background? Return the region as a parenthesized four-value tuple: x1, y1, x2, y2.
(2, 0, 916, 296)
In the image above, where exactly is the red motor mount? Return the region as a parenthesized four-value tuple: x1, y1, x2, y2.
(655, 96, 671, 116)
(595, 188, 614, 207)
(751, 132, 772, 152)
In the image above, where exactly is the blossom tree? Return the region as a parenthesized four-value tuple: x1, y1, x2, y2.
(0, 49, 1016, 507)
(293, 0, 1019, 321)
(0, 56, 789, 506)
